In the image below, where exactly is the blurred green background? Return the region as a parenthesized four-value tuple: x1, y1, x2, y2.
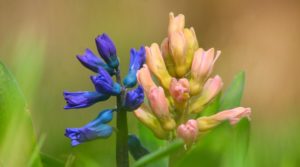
(0, 0, 299, 166)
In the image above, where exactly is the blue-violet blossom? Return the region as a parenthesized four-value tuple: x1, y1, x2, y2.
(63, 91, 110, 109)
(90, 66, 121, 96)
(76, 48, 115, 75)
(123, 47, 146, 88)
(124, 85, 144, 111)
(65, 109, 114, 146)
(95, 33, 119, 68)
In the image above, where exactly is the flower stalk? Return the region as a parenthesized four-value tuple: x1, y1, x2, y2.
(115, 68, 129, 167)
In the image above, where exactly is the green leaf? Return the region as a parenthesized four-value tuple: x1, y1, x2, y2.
(200, 93, 221, 116)
(133, 139, 184, 167)
(137, 122, 167, 167)
(0, 61, 42, 166)
(219, 71, 245, 110)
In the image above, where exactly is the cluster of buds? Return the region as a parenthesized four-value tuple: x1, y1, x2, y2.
(134, 13, 251, 145)
(64, 33, 145, 146)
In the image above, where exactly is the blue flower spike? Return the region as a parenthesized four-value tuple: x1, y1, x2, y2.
(63, 91, 110, 109)
(95, 33, 119, 69)
(123, 47, 146, 88)
(76, 49, 115, 75)
(64, 33, 147, 157)
(124, 85, 144, 111)
(90, 66, 121, 96)
(65, 109, 114, 146)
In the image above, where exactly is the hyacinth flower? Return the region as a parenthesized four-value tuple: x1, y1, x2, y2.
(133, 12, 252, 155)
(63, 33, 145, 167)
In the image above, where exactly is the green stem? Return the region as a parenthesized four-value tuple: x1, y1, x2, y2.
(115, 68, 129, 167)
(168, 145, 185, 167)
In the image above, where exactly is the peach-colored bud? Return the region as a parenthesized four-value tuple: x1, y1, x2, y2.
(148, 86, 176, 131)
(197, 107, 251, 133)
(177, 119, 199, 145)
(213, 107, 251, 125)
(137, 64, 156, 95)
(168, 12, 185, 36)
(161, 38, 176, 77)
(145, 43, 172, 89)
(190, 48, 221, 95)
(169, 78, 190, 103)
(134, 104, 168, 139)
(190, 75, 223, 114)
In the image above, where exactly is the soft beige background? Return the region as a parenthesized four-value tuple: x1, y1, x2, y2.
(0, 0, 299, 165)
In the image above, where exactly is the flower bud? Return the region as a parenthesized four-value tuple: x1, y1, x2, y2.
(148, 86, 176, 131)
(93, 109, 114, 124)
(161, 37, 176, 76)
(169, 78, 190, 103)
(63, 91, 110, 109)
(190, 75, 223, 114)
(169, 31, 187, 77)
(145, 43, 172, 89)
(177, 119, 199, 145)
(134, 104, 169, 139)
(168, 12, 185, 36)
(123, 46, 146, 88)
(124, 85, 144, 111)
(183, 27, 199, 71)
(95, 33, 119, 68)
(136, 64, 156, 95)
(65, 109, 114, 146)
(213, 107, 251, 125)
(65, 124, 113, 146)
(76, 48, 114, 75)
(128, 135, 149, 160)
(90, 67, 121, 96)
(197, 107, 251, 133)
(190, 48, 221, 95)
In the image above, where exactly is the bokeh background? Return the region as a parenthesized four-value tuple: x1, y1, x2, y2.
(0, 0, 299, 166)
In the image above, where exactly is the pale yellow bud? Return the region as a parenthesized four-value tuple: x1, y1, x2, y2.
(161, 37, 177, 76)
(134, 104, 169, 139)
(145, 43, 172, 89)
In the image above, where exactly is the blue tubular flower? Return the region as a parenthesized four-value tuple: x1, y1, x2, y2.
(63, 91, 110, 109)
(95, 33, 119, 68)
(124, 85, 144, 111)
(65, 109, 114, 146)
(65, 124, 113, 146)
(90, 67, 121, 96)
(76, 49, 115, 75)
(123, 47, 146, 88)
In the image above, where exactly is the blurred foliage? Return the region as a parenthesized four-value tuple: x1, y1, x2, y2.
(0, 61, 42, 166)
